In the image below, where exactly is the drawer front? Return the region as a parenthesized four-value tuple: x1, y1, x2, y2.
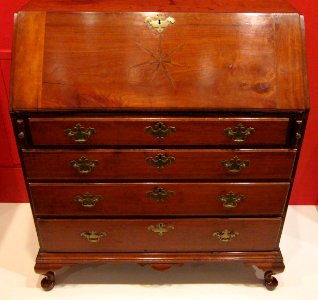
(37, 218, 282, 252)
(30, 183, 289, 216)
(23, 149, 296, 180)
(29, 117, 289, 146)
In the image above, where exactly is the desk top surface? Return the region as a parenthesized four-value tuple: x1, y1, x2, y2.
(10, 1, 308, 112)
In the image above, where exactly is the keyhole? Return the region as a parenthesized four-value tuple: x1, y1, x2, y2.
(158, 19, 161, 24)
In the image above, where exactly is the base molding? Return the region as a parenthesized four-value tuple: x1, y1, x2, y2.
(35, 250, 285, 291)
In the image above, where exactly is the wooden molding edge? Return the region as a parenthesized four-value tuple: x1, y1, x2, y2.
(36, 250, 284, 264)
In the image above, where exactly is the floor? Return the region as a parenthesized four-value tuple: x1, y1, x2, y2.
(0, 204, 317, 300)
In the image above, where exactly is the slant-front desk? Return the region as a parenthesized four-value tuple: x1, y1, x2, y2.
(10, 0, 309, 290)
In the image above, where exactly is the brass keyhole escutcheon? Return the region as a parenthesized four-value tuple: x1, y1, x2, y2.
(145, 14, 175, 33)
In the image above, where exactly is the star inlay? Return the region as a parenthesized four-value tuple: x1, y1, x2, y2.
(131, 36, 184, 89)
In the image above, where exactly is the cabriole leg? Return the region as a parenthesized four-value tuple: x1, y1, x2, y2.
(34, 263, 64, 291)
(251, 261, 285, 291)
(264, 270, 279, 291)
(40, 271, 55, 291)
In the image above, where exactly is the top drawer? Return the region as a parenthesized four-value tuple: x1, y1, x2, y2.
(29, 117, 289, 146)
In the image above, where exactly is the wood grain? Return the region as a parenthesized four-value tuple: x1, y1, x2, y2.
(11, 12, 307, 111)
(22, 149, 296, 180)
(10, 12, 46, 110)
(28, 117, 290, 146)
(36, 217, 282, 252)
(8, 0, 309, 289)
(275, 14, 306, 109)
(35, 250, 284, 266)
(29, 182, 289, 216)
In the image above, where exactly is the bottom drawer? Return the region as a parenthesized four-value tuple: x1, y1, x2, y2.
(37, 218, 282, 252)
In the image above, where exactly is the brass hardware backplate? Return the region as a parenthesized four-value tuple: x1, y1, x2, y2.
(221, 156, 249, 173)
(148, 223, 174, 236)
(64, 123, 96, 143)
(80, 230, 106, 243)
(146, 187, 174, 203)
(145, 13, 175, 33)
(74, 192, 103, 208)
(218, 192, 245, 208)
(16, 119, 26, 144)
(70, 156, 99, 174)
(146, 153, 175, 169)
(212, 229, 239, 242)
(296, 132, 302, 140)
(224, 123, 255, 142)
(145, 122, 176, 140)
(293, 120, 303, 146)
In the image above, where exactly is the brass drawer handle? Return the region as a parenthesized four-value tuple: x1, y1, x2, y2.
(80, 230, 106, 243)
(218, 192, 245, 208)
(74, 192, 103, 208)
(146, 187, 174, 203)
(70, 156, 99, 174)
(145, 122, 176, 140)
(212, 229, 239, 242)
(221, 156, 249, 173)
(146, 153, 175, 169)
(148, 223, 174, 236)
(64, 123, 96, 143)
(224, 123, 255, 142)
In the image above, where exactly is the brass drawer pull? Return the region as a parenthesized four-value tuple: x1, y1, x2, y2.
(218, 192, 245, 208)
(74, 192, 103, 208)
(70, 156, 99, 174)
(146, 187, 174, 203)
(145, 122, 176, 140)
(224, 123, 255, 142)
(64, 123, 96, 143)
(146, 153, 175, 169)
(80, 230, 106, 243)
(148, 223, 174, 236)
(212, 229, 239, 242)
(221, 156, 249, 173)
